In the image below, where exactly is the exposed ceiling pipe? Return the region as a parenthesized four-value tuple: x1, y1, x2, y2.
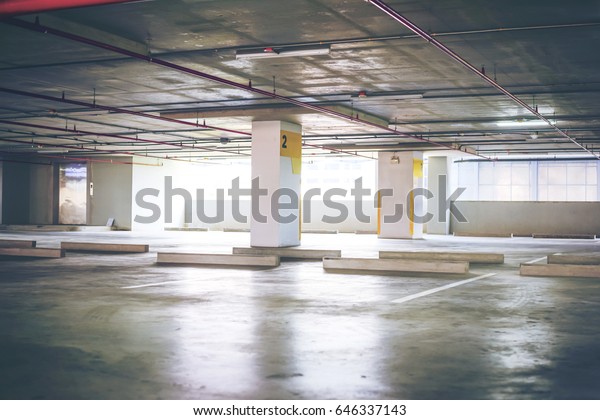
(363, 0, 599, 160)
(458, 156, 600, 163)
(0, 133, 151, 160)
(255, 22, 600, 50)
(0, 150, 161, 166)
(2, 22, 598, 72)
(0, 134, 210, 165)
(303, 142, 376, 160)
(0, 87, 365, 160)
(0, 119, 250, 157)
(0, 86, 250, 137)
(3, 17, 489, 160)
(0, 0, 140, 16)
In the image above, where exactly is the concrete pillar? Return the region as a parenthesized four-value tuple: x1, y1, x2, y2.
(251, 121, 302, 247)
(377, 151, 424, 239)
(427, 156, 451, 235)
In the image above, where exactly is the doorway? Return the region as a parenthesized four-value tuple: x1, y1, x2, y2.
(58, 163, 87, 225)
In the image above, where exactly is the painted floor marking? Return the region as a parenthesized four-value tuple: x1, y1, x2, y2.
(524, 256, 547, 264)
(122, 279, 208, 289)
(391, 272, 498, 304)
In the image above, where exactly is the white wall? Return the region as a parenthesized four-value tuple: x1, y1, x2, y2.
(451, 201, 600, 235)
(29, 164, 55, 225)
(89, 159, 133, 229)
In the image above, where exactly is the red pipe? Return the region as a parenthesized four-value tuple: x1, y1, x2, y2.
(0, 133, 201, 165)
(303, 142, 376, 160)
(0, 119, 250, 156)
(0, 86, 371, 159)
(4, 17, 487, 159)
(0, 86, 251, 138)
(0, 0, 139, 16)
(0, 150, 160, 166)
(363, 0, 598, 159)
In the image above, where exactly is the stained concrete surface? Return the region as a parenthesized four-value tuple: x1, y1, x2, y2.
(0, 231, 599, 399)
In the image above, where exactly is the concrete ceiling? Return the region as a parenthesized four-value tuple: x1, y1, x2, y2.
(1, 0, 600, 162)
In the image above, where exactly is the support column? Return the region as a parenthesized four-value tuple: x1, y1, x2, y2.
(427, 156, 451, 235)
(251, 121, 302, 247)
(377, 151, 423, 239)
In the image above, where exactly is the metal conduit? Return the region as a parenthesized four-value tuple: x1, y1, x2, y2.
(0, 86, 368, 159)
(363, 0, 598, 159)
(0, 133, 192, 164)
(0, 150, 162, 166)
(0, 86, 250, 137)
(0, 119, 251, 157)
(3, 17, 488, 159)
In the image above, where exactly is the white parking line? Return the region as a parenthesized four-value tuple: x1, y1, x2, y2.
(122, 279, 205, 289)
(525, 256, 547, 264)
(391, 273, 498, 304)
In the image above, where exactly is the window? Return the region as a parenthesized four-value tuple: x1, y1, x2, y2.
(455, 160, 598, 202)
(538, 162, 597, 202)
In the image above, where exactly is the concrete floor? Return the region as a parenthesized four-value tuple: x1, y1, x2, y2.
(0, 231, 599, 399)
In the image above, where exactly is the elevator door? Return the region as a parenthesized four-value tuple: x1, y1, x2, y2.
(58, 163, 87, 225)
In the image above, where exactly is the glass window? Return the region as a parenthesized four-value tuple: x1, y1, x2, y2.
(59, 163, 87, 225)
(567, 165, 586, 185)
(567, 186, 586, 201)
(548, 185, 567, 201)
(586, 186, 597, 201)
(538, 165, 548, 184)
(586, 165, 597, 185)
(478, 186, 494, 201)
(479, 165, 494, 185)
(512, 186, 530, 201)
(456, 160, 598, 202)
(538, 185, 548, 201)
(495, 185, 511, 200)
(547, 165, 567, 185)
(495, 165, 512, 185)
(512, 164, 529, 185)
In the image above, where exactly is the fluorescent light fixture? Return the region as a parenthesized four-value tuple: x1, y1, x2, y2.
(496, 119, 552, 128)
(236, 45, 331, 59)
(37, 148, 70, 154)
(351, 92, 423, 101)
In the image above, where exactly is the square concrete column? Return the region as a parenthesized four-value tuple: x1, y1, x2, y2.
(427, 156, 451, 235)
(377, 151, 424, 239)
(251, 121, 302, 247)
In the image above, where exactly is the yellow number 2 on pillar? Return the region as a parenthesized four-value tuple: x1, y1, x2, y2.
(280, 130, 302, 175)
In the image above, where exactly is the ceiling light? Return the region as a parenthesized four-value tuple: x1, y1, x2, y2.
(236, 45, 331, 59)
(496, 120, 552, 128)
(352, 92, 423, 101)
(390, 155, 400, 164)
(37, 148, 70, 154)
